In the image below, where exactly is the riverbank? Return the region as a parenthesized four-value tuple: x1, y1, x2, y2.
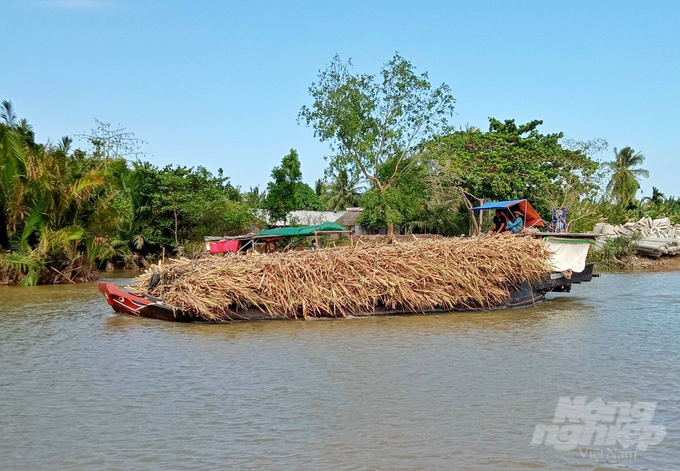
(619, 254, 680, 271)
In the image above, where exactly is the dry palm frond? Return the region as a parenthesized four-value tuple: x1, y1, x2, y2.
(134, 234, 552, 322)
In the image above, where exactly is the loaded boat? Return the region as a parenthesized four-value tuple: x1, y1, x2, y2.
(99, 211, 597, 323)
(98, 257, 595, 323)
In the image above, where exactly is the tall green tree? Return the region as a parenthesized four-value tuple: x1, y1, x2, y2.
(423, 119, 603, 229)
(606, 146, 649, 206)
(299, 53, 455, 239)
(314, 179, 326, 198)
(264, 149, 323, 222)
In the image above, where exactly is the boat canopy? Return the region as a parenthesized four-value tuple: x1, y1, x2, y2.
(471, 199, 545, 227)
(256, 222, 348, 238)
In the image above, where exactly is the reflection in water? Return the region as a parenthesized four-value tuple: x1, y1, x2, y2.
(1, 272, 679, 470)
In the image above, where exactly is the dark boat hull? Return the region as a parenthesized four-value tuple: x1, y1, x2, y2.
(98, 263, 594, 323)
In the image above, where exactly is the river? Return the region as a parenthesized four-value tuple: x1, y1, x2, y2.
(0, 271, 679, 470)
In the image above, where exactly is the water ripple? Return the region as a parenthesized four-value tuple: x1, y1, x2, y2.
(1, 272, 679, 470)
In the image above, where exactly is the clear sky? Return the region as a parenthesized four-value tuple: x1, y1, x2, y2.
(3, 0, 679, 197)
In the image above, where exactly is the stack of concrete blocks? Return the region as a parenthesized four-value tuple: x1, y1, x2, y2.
(592, 217, 680, 258)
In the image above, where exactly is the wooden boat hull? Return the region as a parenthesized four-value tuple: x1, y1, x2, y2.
(98, 263, 594, 323)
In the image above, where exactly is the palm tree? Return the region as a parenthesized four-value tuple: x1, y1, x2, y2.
(326, 168, 362, 210)
(56, 136, 73, 155)
(1, 100, 17, 127)
(606, 146, 649, 206)
(640, 187, 664, 207)
(314, 179, 326, 198)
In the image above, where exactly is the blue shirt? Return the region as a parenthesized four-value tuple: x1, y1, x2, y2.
(507, 216, 524, 233)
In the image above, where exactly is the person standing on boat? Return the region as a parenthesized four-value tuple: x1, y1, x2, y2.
(488, 209, 507, 235)
(507, 211, 524, 234)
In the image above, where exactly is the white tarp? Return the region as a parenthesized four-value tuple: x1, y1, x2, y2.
(545, 239, 592, 273)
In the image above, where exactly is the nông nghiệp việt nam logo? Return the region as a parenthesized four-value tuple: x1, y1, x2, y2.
(531, 396, 666, 452)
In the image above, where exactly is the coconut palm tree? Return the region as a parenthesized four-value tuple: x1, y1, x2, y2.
(314, 179, 326, 198)
(1, 100, 17, 128)
(640, 187, 664, 207)
(325, 168, 362, 211)
(606, 146, 649, 206)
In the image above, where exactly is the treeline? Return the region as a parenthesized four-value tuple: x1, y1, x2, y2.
(0, 53, 660, 285)
(0, 104, 259, 285)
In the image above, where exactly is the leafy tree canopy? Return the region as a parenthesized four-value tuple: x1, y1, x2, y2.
(264, 149, 323, 222)
(358, 157, 428, 232)
(424, 119, 604, 219)
(299, 52, 455, 237)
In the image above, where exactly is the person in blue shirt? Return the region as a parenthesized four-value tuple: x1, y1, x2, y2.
(507, 211, 524, 233)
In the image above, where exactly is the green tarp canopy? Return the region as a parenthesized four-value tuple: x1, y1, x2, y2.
(256, 222, 348, 238)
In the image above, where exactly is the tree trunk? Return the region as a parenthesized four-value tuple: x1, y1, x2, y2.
(457, 188, 479, 235)
(0, 206, 9, 250)
(387, 223, 396, 243)
(173, 206, 179, 247)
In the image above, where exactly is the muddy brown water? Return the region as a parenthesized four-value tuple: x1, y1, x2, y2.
(1, 271, 679, 470)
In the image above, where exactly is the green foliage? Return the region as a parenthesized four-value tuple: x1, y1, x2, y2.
(264, 149, 302, 221)
(358, 157, 428, 232)
(623, 189, 680, 225)
(264, 149, 323, 221)
(314, 179, 326, 198)
(425, 119, 604, 221)
(605, 146, 649, 206)
(324, 167, 362, 211)
(587, 235, 639, 271)
(0, 100, 256, 285)
(122, 163, 254, 247)
(300, 52, 455, 236)
(597, 202, 633, 226)
(0, 106, 116, 284)
(0, 251, 45, 287)
(294, 183, 324, 212)
(242, 186, 266, 211)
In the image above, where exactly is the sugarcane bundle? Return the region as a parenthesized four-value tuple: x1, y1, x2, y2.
(134, 234, 552, 321)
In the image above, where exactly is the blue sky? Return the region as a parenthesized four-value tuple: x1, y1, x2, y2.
(3, 0, 679, 197)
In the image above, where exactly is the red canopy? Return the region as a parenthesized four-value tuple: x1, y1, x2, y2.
(209, 240, 241, 254)
(508, 200, 544, 227)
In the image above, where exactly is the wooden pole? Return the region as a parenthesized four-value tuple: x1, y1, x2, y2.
(478, 198, 484, 236)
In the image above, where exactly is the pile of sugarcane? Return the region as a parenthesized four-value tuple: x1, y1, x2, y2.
(134, 234, 553, 321)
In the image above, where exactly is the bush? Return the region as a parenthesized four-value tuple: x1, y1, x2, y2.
(587, 235, 639, 271)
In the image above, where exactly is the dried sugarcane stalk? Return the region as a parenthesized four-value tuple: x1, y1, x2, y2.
(133, 234, 552, 322)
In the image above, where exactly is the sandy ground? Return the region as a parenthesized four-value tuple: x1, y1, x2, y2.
(623, 254, 680, 272)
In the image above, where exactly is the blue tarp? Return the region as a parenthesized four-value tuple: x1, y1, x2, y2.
(471, 199, 525, 211)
